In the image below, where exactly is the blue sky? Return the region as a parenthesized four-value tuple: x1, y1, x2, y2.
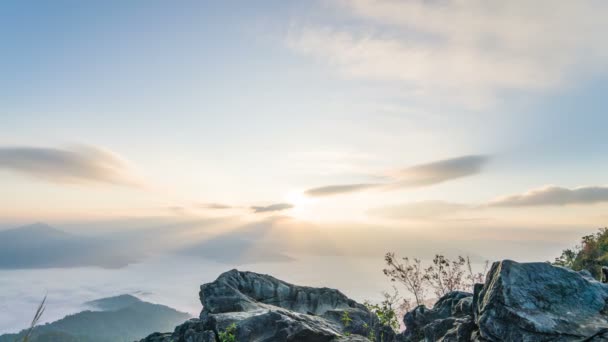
(1, 0, 608, 242)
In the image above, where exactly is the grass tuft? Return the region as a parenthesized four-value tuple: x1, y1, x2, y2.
(22, 294, 47, 342)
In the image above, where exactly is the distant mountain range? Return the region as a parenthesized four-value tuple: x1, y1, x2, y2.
(0, 294, 191, 342)
(0, 222, 296, 269)
(0, 223, 139, 269)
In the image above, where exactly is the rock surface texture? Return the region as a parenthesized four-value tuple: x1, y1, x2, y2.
(142, 261, 608, 342)
(474, 260, 608, 341)
(141, 269, 380, 342)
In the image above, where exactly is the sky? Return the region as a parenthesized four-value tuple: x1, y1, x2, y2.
(1, 0, 608, 331)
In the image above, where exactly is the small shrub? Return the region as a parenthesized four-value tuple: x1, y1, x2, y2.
(341, 310, 352, 327)
(218, 323, 237, 342)
(383, 253, 489, 309)
(554, 227, 608, 279)
(424, 255, 467, 297)
(341, 311, 353, 337)
(383, 253, 427, 306)
(364, 288, 404, 331)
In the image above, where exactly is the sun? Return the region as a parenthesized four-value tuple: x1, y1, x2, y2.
(285, 190, 311, 207)
(284, 190, 316, 219)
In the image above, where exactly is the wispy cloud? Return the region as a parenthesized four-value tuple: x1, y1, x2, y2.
(251, 203, 294, 213)
(288, 0, 608, 107)
(0, 145, 141, 187)
(392, 155, 487, 188)
(489, 185, 608, 207)
(200, 203, 233, 210)
(304, 155, 488, 197)
(371, 184, 608, 221)
(304, 183, 379, 197)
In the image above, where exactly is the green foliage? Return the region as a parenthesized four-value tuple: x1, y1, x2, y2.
(554, 227, 608, 279)
(218, 323, 237, 342)
(363, 323, 375, 341)
(364, 292, 400, 331)
(340, 311, 353, 337)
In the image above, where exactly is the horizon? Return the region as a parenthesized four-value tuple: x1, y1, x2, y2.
(1, 0, 608, 335)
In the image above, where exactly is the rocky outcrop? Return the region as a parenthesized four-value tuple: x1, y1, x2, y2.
(142, 261, 608, 342)
(141, 269, 380, 342)
(401, 291, 475, 341)
(474, 260, 608, 341)
(398, 260, 608, 341)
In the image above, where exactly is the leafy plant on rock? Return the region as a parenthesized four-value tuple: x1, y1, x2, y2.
(218, 323, 237, 342)
(364, 288, 404, 331)
(341, 310, 353, 337)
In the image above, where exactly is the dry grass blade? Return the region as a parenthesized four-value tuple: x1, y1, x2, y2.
(22, 294, 47, 342)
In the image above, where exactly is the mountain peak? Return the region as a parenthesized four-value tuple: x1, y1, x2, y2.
(19, 222, 56, 231)
(84, 294, 143, 311)
(9, 222, 69, 237)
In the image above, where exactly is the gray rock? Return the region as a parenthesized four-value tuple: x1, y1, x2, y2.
(143, 269, 381, 342)
(174, 319, 216, 342)
(140, 319, 216, 342)
(334, 336, 376, 342)
(436, 317, 476, 342)
(140, 332, 173, 342)
(475, 260, 608, 341)
(579, 269, 595, 280)
(198, 269, 377, 341)
(204, 308, 342, 341)
(142, 261, 608, 342)
(400, 291, 474, 342)
(199, 269, 368, 316)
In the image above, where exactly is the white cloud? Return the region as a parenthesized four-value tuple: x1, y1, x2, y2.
(304, 154, 488, 197)
(201, 203, 233, 210)
(304, 183, 379, 197)
(251, 203, 294, 213)
(288, 0, 608, 107)
(0, 145, 142, 187)
(392, 154, 488, 187)
(489, 185, 608, 207)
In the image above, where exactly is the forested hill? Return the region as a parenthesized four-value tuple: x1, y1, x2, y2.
(0, 295, 191, 342)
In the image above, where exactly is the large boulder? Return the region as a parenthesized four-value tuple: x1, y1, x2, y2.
(475, 260, 608, 341)
(400, 291, 474, 342)
(141, 269, 380, 342)
(199, 269, 369, 316)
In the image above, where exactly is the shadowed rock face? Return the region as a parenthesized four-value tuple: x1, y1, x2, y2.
(401, 291, 475, 342)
